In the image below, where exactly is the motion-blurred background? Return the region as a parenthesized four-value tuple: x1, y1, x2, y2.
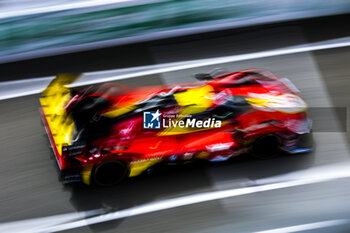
(1, 0, 350, 63)
(1, 1, 350, 233)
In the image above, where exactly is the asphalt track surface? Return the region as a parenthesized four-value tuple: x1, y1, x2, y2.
(1, 19, 350, 233)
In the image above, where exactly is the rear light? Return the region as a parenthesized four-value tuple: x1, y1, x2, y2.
(62, 144, 88, 166)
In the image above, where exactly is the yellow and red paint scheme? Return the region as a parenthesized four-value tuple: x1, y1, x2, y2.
(39, 69, 312, 185)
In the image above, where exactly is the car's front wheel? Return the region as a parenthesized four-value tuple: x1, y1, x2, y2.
(251, 134, 282, 159)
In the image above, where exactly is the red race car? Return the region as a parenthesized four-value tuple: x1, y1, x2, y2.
(40, 69, 312, 186)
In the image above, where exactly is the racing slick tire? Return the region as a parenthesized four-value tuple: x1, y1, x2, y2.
(251, 134, 282, 159)
(92, 160, 128, 186)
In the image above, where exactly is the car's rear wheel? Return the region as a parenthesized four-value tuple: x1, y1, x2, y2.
(92, 161, 128, 186)
(252, 134, 282, 159)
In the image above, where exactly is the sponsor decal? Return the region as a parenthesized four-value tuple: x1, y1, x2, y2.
(143, 109, 222, 129)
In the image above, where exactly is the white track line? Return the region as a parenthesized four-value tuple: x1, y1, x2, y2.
(2, 163, 350, 233)
(42, 173, 350, 233)
(253, 163, 350, 186)
(0, 209, 103, 233)
(255, 219, 349, 233)
(1, 36, 350, 101)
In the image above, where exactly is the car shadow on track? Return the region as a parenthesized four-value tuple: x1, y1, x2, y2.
(66, 161, 213, 231)
(65, 147, 315, 232)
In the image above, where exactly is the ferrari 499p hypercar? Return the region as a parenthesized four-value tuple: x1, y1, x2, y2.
(40, 69, 312, 186)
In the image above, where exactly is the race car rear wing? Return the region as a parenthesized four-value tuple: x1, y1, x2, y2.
(39, 74, 80, 169)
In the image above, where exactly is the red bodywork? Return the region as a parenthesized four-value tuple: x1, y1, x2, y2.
(40, 69, 312, 185)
